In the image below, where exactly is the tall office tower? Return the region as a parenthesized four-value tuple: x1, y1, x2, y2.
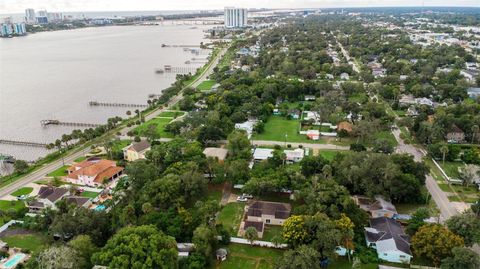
(224, 7, 248, 28)
(25, 9, 35, 23)
(36, 10, 49, 24)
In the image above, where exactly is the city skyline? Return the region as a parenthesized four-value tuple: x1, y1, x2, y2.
(1, 0, 479, 14)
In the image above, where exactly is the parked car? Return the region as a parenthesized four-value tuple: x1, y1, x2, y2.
(242, 193, 253, 199)
(17, 195, 27, 200)
(236, 196, 248, 202)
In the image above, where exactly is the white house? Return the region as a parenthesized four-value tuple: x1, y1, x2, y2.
(415, 97, 434, 107)
(28, 186, 69, 212)
(365, 217, 412, 264)
(235, 120, 257, 138)
(340, 73, 350, 80)
(252, 148, 274, 162)
(284, 148, 304, 163)
(65, 159, 124, 187)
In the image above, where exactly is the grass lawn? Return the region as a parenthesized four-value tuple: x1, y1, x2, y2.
(10, 187, 33, 197)
(133, 118, 173, 138)
(318, 150, 341, 160)
(216, 243, 284, 269)
(158, 111, 185, 118)
(0, 200, 25, 212)
(196, 80, 217, 91)
(81, 191, 100, 199)
(374, 131, 398, 147)
(111, 139, 132, 152)
(47, 165, 69, 177)
(217, 203, 244, 236)
(254, 116, 324, 144)
(74, 156, 87, 163)
(438, 161, 464, 179)
(261, 225, 283, 242)
(328, 257, 378, 269)
(2, 232, 48, 252)
(207, 189, 223, 203)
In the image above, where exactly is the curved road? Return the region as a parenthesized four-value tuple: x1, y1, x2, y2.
(0, 47, 227, 199)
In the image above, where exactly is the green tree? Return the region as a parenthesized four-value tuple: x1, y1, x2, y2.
(192, 225, 216, 259)
(244, 227, 258, 245)
(92, 225, 178, 269)
(275, 245, 321, 269)
(227, 130, 251, 159)
(440, 247, 480, 269)
(13, 160, 28, 174)
(335, 213, 355, 261)
(446, 212, 480, 246)
(412, 224, 464, 266)
(68, 235, 98, 269)
(406, 207, 430, 235)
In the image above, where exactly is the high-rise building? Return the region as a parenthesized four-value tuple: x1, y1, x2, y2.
(13, 23, 26, 35)
(36, 10, 48, 24)
(0, 24, 12, 37)
(25, 8, 35, 23)
(224, 7, 248, 28)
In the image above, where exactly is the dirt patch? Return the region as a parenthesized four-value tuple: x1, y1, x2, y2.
(0, 228, 34, 238)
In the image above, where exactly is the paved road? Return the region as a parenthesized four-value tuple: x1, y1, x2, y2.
(0, 47, 227, 199)
(391, 127, 461, 221)
(333, 34, 360, 73)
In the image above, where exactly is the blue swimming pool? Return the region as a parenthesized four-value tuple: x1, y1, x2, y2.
(94, 205, 106, 211)
(3, 253, 26, 268)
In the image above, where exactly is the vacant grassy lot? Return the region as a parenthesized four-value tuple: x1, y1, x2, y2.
(133, 117, 173, 138)
(374, 131, 398, 147)
(197, 80, 217, 91)
(217, 203, 244, 236)
(254, 116, 324, 144)
(438, 161, 464, 179)
(158, 111, 185, 118)
(215, 243, 284, 269)
(10, 187, 33, 197)
(0, 200, 25, 212)
(318, 150, 341, 160)
(2, 232, 48, 252)
(81, 191, 100, 199)
(47, 165, 69, 177)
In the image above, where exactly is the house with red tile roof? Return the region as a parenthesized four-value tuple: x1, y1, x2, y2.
(64, 158, 123, 187)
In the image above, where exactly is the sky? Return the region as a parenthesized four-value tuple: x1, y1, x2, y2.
(1, 0, 479, 14)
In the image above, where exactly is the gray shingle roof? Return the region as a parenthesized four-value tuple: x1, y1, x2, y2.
(366, 217, 411, 255)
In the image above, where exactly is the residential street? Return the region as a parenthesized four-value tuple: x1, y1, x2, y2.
(0, 48, 227, 199)
(391, 127, 465, 221)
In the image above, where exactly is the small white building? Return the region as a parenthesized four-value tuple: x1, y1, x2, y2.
(252, 148, 274, 162)
(340, 73, 350, 80)
(284, 148, 304, 163)
(235, 120, 257, 139)
(304, 95, 316, 101)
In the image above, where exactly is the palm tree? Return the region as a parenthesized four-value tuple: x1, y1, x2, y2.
(472, 125, 479, 144)
(322, 164, 332, 179)
(440, 144, 449, 165)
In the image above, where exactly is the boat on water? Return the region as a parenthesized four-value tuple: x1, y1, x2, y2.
(155, 69, 164, 74)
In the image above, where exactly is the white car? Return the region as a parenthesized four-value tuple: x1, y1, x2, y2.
(242, 193, 253, 199)
(236, 196, 248, 202)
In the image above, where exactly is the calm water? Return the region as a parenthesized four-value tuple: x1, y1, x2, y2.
(0, 24, 210, 161)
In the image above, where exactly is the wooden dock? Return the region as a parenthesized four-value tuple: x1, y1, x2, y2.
(89, 101, 147, 108)
(163, 65, 199, 74)
(40, 120, 101, 128)
(0, 139, 48, 148)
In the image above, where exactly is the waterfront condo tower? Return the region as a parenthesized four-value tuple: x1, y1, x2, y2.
(224, 7, 248, 28)
(25, 8, 35, 24)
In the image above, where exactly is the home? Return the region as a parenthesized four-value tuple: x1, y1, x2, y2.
(123, 140, 151, 162)
(241, 201, 291, 238)
(64, 196, 92, 208)
(284, 148, 304, 163)
(340, 73, 350, 80)
(203, 147, 228, 162)
(65, 158, 124, 187)
(337, 121, 353, 133)
(365, 217, 412, 264)
(177, 243, 195, 257)
(446, 124, 465, 143)
(354, 195, 398, 218)
(372, 68, 387, 78)
(407, 106, 419, 117)
(399, 75, 408, 81)
(305, 130, 320, 140)
(252, 148, 274, 162)
(398, 94, 416, 107)
(303, 111, 320, 124)
(467, 87, 480, 99)
(326, 74, 334, 80)
(461, 69, 478, 82)
(235, 119, 257, 138)
(28, 186, 69, 212)
(465, 62, 479, 70)
(304, 95, 316, 101)
(415, 97, 434, 107)
(288, 109, 301, 119)
(273, 108, 281, 116)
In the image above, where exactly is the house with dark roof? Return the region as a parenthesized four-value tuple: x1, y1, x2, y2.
(28, 186, 69, 212)
(65, 158, 123, 187)
(240, 201, 291, 238)
(123, 140, 151, 162)
(354, 195, 398, 218)
(446, 124, 465, 143)
(365, 217, 412, 264)
(64, 196, 92, 208)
